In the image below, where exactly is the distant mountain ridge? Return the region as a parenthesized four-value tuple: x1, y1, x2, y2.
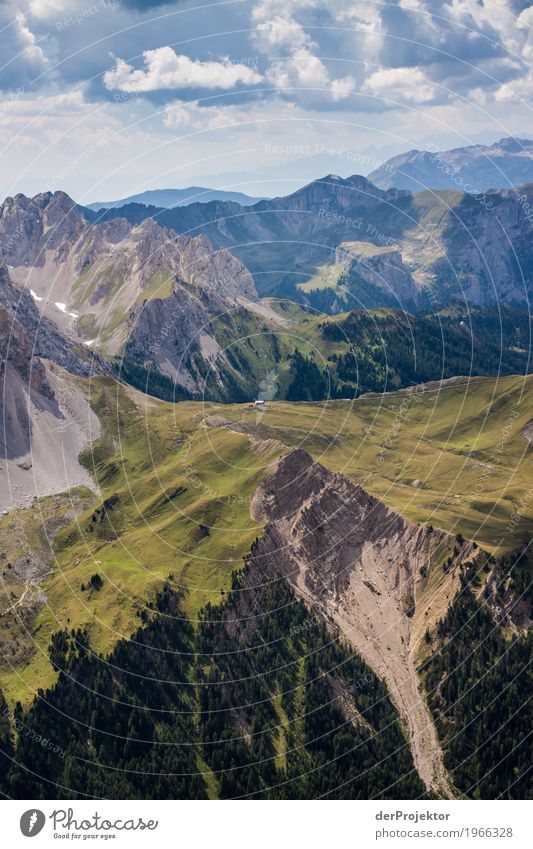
(89, 172, 533, 308)
(87, 186, 266, 211)
(1, 181, 533, 420)
(369, 137, 533, 192)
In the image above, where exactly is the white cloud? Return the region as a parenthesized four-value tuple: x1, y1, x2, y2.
(29, 0, 79, 17)
(331, 75, 356, 101)
(267, 47, 328, 90)
(254, 14, 311, 51)
(266, 46, 355, 102)
(14, 11, 47, 64)
(163, 99, 298, 131)
(103, 47, 263, 92)
(163, 101, 248, 130)
(336, 0, 381, 31)
(250, 4, 359, 106)
(2, 0, 533, 202)
(494, 74, 533, 103)
(515, 5, 533, 63)
(0, 90, 85, 117)
(251, 0, 318, 24)
(363, 67, 438, 104)
(0, 7, 49, 88)
(0, 91, 125, 152)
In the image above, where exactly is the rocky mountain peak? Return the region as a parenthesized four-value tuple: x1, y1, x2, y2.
(0, 189, 86, 267)
(494, 136, 533, 153)
(369, 136, 533, 191)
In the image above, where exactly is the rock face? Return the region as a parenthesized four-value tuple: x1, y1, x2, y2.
(335, 242, 419, 307)
(484, 559, 532, 631)
(0, 191, 259, 393)
(0, 265, 97, 378)
(369, 137, 533, 192)
(0, 191, 87, 268)
(249, 448, 471, 796)
(0, 265, 101, 510)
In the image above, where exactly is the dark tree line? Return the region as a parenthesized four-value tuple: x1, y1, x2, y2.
(0, 576, 423, 800)
(1, 557, 529, 800)
(423, 562, 532, 800)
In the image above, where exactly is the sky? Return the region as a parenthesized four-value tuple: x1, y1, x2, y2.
(1, 0, 533, 203)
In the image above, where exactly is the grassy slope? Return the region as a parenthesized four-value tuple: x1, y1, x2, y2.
(205, 300, 350, 399)
(213, 373, 533, 552)
(0, 489, 95, 674)
(1, 372, 531, 706)
(0, 379, 283, 705)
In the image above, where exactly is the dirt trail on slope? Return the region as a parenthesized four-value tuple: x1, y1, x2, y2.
(250, 449, 465, 797)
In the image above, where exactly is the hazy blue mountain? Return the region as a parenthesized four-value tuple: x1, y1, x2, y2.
(369, 137, 533, 192)
(87, 186, 266, 210)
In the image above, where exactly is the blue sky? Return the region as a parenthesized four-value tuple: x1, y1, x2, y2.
(1, 0, 532, 202)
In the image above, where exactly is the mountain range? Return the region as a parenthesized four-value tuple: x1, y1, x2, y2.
(88, 171, 533, 309)
(88, 137, 533, 209)
(1, 176, 532, 410)
(369, 137, 533, 192)
(1, 181, 531, 416)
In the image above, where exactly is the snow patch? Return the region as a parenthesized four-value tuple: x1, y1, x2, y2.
(55, 302, 79, 318)
(30, 289, 43, 302)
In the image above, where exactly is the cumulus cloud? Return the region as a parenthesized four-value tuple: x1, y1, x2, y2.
(29, 0, 79, 16)
(0, 7, 49, 89)
(494, 72, 533, 102)
(103, 47, 263, 92)
(254, 15, 311, 52)
(331, 75, 357, 101)
(0, 90, 117, 139)
(7, 0, 533, 112)
(164, 100, 249, 130)
(266, 47, 355, 103)
(267, 48, 328, 90)
(251, 5, 357, 106)
(363, 66, 439, 104)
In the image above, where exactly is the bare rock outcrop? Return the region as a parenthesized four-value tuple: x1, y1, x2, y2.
(249, 448, 469, 797)
(0, 264, 99, 378)
(335, 242, 419, 306)
(0, 191, 259, 392)
(484, 558, 532, 631)
(0, 266, 101, 510)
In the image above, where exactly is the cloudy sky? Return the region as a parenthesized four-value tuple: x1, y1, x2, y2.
(1, 0, 532, 202)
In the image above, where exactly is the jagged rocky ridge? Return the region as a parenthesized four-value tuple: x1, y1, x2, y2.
(247, 448, 475, 796)
(3, 180, 533, 404)
(0, 190, 260, 395)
